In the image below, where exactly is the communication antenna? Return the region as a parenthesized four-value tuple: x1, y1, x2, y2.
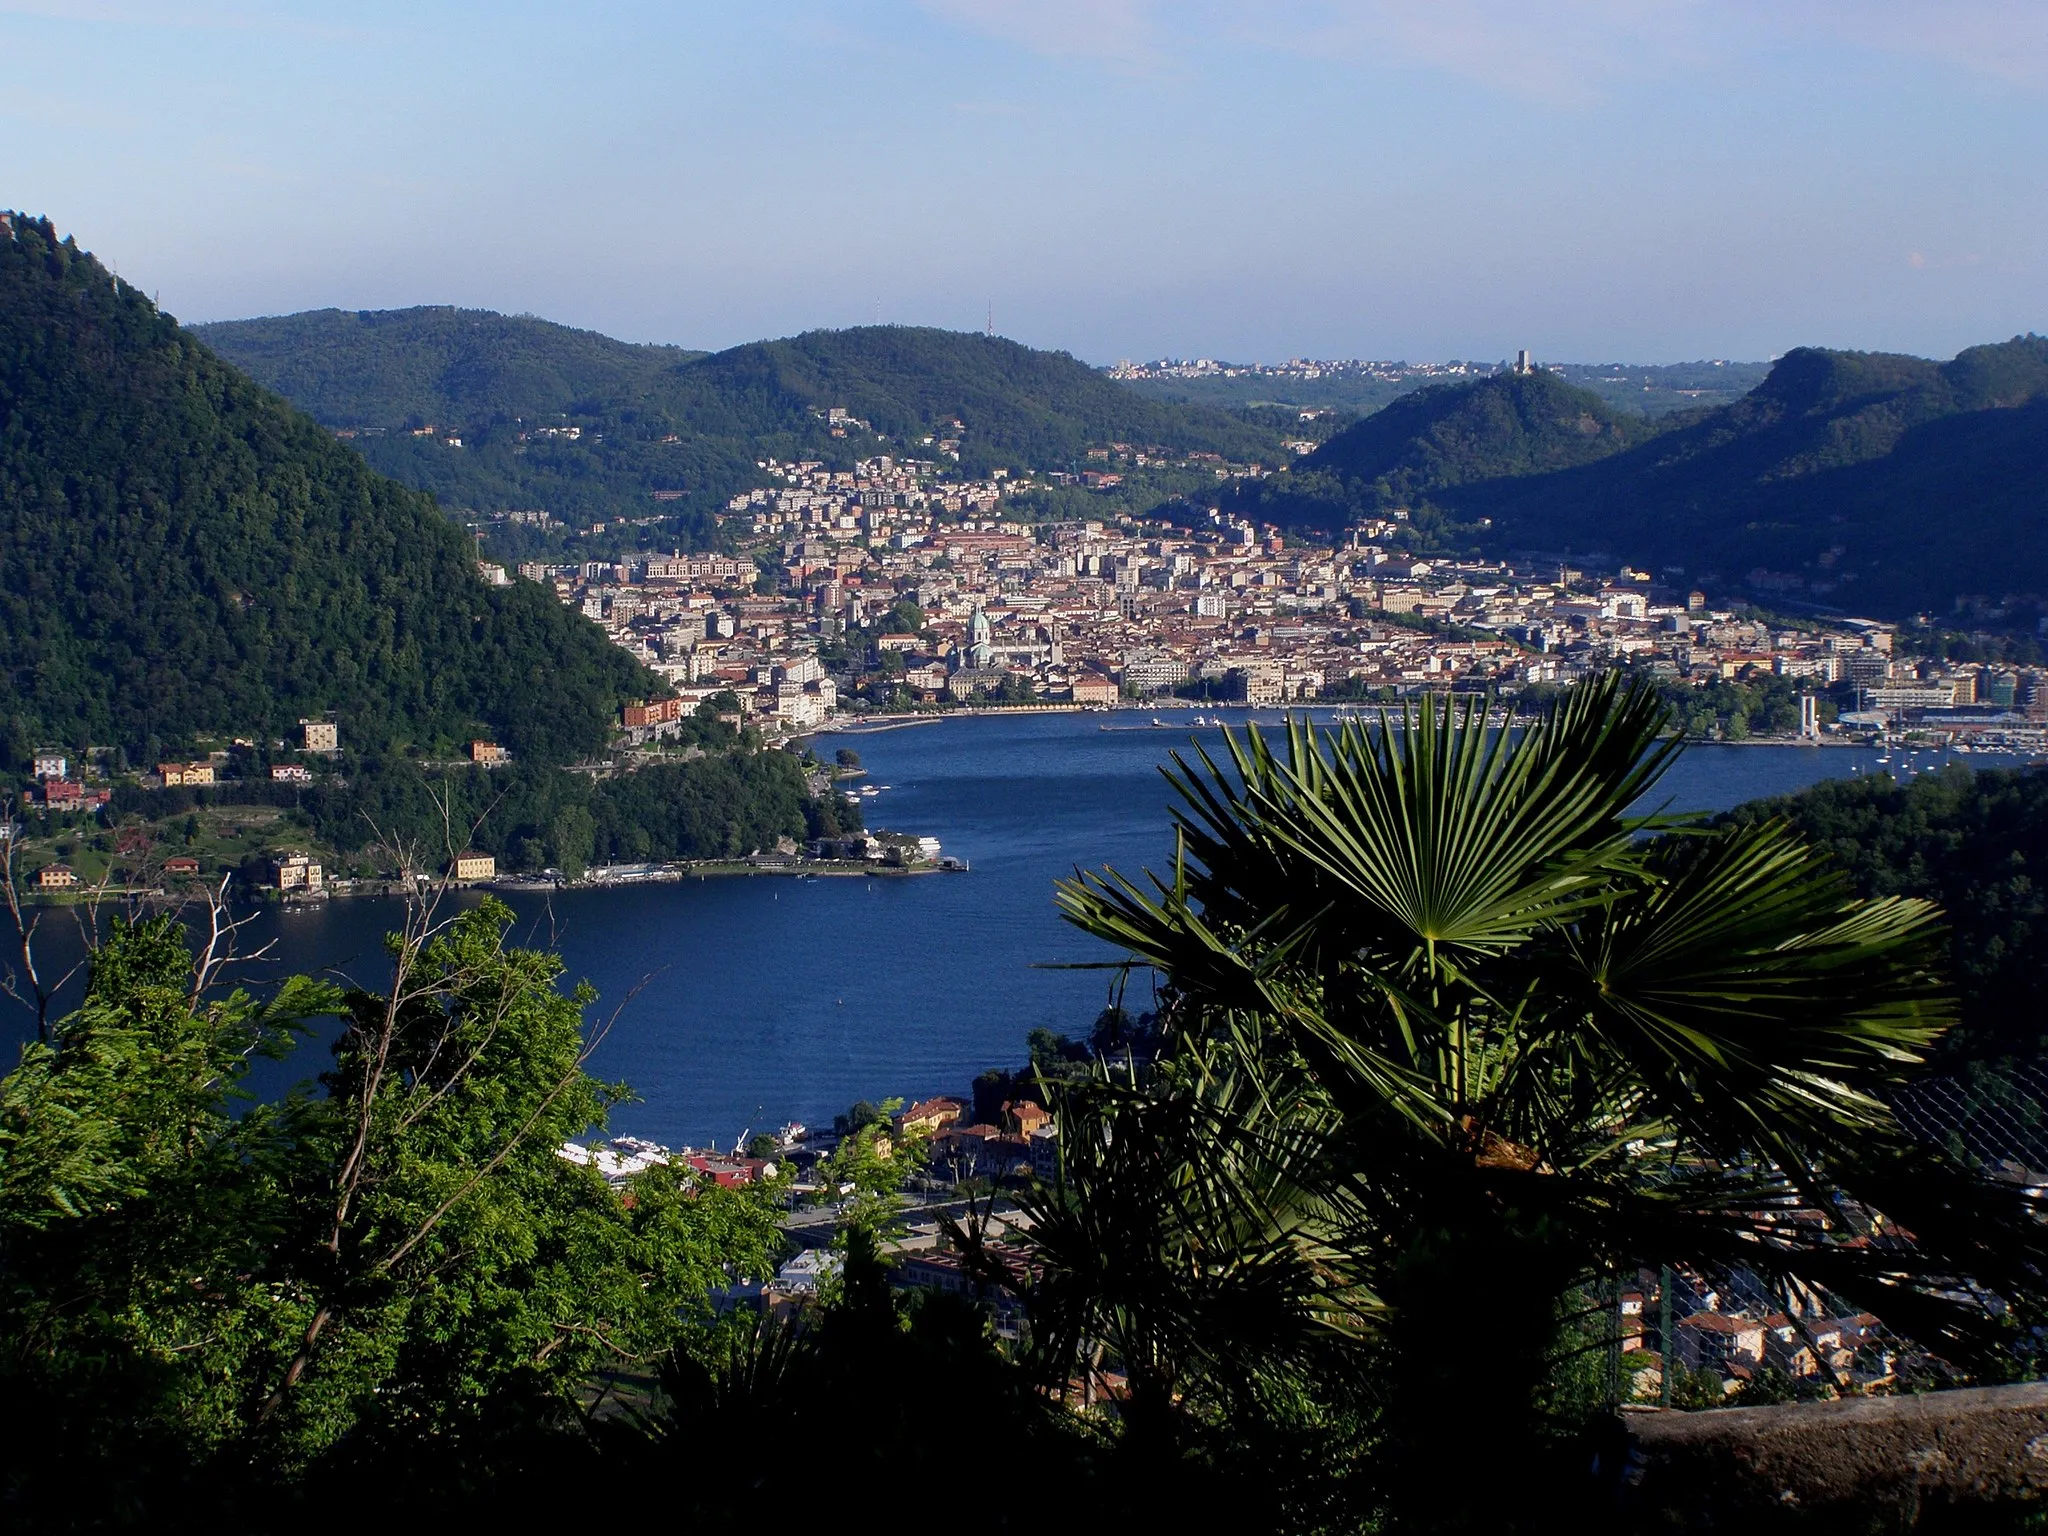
(986, 300, 993, 337)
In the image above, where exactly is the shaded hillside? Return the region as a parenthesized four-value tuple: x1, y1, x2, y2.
(198, 314, 1284, 531)
(1236, 369, 1659, 529)
(1464, 338, 2048, 614)
(0, 215, 652, 763)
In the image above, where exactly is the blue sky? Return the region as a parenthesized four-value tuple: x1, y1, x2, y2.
(3, 1, 2043, 362)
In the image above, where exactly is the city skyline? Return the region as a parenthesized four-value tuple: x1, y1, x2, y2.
(3, 1, 2044, 365)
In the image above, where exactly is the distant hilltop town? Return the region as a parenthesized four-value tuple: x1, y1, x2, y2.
(1107, 356, 1495, 384)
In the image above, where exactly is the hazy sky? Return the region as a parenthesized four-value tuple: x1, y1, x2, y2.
(4, 1, 2044, 363)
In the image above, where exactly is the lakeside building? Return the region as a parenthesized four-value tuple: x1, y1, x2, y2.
(268, 854, 323, 893)
(449, 852, 496, 883)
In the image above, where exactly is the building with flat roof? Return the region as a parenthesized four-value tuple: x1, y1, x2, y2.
(268, 854, 322, 892)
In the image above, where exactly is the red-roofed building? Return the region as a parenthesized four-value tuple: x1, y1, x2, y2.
(897, 1097, 966, 1136)
(684, 1154, 774, 1188)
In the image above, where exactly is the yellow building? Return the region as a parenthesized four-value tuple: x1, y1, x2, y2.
(159, 761, 216, 786)
(450, 852, 496, 883)
(269, 854, 323, 892)
(468, 741, 509, 765)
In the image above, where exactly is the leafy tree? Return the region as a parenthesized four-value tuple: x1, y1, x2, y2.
(831, 1098, 888, 1137)
(815, 1103, 928, 1250)
(546, 803, 597, 876)
(880, 600, 925, 635)
(0, 898, 782, 1525)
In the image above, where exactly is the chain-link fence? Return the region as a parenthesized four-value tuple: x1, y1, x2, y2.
(1585, 1063, 2048, 1411)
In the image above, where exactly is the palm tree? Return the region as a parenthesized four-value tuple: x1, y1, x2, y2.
(1035, 678, 2048, 1530)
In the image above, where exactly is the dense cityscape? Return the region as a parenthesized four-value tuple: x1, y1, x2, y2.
(502, 445, 2048, 755)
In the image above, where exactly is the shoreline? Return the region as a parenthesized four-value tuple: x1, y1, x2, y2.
(18, 857, 960, 909)
(816, 708, 1980, 755)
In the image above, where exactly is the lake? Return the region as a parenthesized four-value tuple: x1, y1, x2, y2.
(0, 714, 1985, 1148)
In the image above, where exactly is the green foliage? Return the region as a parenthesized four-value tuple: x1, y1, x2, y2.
(0, 901, 784, 1525)
(0, 216, 653, 763)
(283, 747, 823, 873)
(1723, 765, 2048, 1067)
(633, 1238, 1126, 1532)
(191, 305, 709, 428)
(815, 1107, 928, 1248)
(1660, 673, 1837, 739)
(831, 1097, 889, 1137)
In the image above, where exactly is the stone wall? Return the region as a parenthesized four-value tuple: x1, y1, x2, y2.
(1617, 1383, 2048, 1531)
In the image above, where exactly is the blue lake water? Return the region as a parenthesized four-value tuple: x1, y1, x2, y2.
(1, 715, 1991, 1148)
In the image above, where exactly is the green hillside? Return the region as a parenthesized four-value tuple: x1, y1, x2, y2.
(0, 216, 653, 764)
(1723, 764, 2048, 1068)
(197, 313, 1286, 536)
(1235, 369, 1657, 529)
(189, 305, 708, 427)
(1462, 338, 2048, 612)
(692, 326, 1279, 469)
(1230, 337, 2048, 619)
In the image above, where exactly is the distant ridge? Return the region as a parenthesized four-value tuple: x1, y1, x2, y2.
(192, 305, 709, 427)
(0, 217, 652, 760)
(1237, 337, 2048, 619)
(197, 312, 1285, 526)
(1467, 338, 2048, 612)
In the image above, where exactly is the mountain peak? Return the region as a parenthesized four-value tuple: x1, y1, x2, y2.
(1293, 366, 1652, 515)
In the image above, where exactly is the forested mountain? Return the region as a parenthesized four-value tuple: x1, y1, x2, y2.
(1237, 337, 2048, 619)
(1461, 338, 2048, 613)
(197, 312, 1285, 533)
(0, 216, 653, 763)
(1308, 369, 1654, 499)
(1233, 369, 1656, 529)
